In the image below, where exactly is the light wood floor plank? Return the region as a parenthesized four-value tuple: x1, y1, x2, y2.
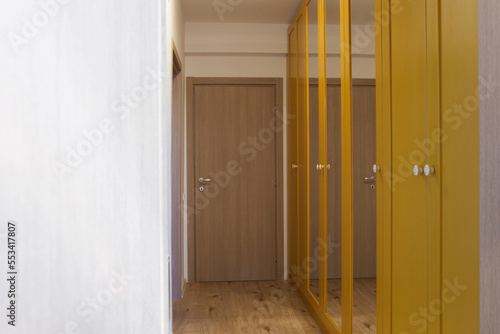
(173, 281, 323, 334)
(174, 279, 376, 333)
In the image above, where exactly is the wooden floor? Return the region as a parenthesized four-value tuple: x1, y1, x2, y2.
(309, 278, 376, 334)
(173, 281, 323, 333)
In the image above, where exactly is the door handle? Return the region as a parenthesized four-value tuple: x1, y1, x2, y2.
(424, 165, 435, 176)
(364, 176, 375, 183)
(413, 165, 424, 176)
(199, 178, 212, 184)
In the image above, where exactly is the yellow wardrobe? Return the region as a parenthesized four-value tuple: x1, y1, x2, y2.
(287, 0, 479, 333)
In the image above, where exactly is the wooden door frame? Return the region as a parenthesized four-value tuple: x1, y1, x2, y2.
(186, 77, 284, 282)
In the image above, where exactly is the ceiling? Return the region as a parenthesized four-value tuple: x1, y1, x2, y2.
(181, 0, 375, 25)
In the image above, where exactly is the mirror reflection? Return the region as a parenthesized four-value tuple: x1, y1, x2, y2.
(325, 0, 343, 331)
(307, 0, 320, 303)
(351, 0, 377, 333)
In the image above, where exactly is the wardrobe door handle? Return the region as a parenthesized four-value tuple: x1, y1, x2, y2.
(413, 165, 424, 176)
(424, 165, 435, 176)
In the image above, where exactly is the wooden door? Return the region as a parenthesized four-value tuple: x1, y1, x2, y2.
(194, 83, 277, 282)
(352, 82, 377, 278)
(325, 80, 376, 279)
(327, 82, 342, 279)
(390, 0, 429, 332)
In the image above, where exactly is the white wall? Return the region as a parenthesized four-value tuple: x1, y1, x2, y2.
(308, 55, 376, 79)
(0, 0, 170, 333)
(167, 0, 185, 329)
(309, 23, 376, 79)
(172, 0, 185, 60)
(186, 23, 287, 54)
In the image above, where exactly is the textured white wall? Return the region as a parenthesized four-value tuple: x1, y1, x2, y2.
(0, 0, 170, 333)
(479, 0, 500, 332)
(185, 23, 288, 54)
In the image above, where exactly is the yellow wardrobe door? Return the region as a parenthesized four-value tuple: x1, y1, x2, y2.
(440, 0, 479, 332)
(390, 1, 430, 333)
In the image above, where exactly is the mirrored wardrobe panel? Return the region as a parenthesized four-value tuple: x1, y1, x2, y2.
(325, 0, 342, 331)
(308, 0, 320, 303)
(351, 0, 377, 332)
